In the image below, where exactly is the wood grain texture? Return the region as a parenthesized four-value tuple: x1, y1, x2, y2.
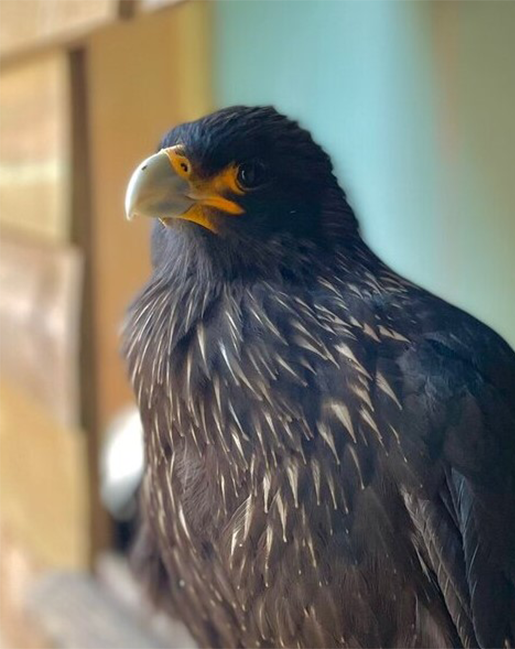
(0, 380, 90, 569)
(67, 47, 113, 562)
(0, 232, 82, 427)
(0, 54, 70, 242)
(0, 0, 118, 58)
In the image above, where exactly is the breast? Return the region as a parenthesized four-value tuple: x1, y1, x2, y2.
(127, 277, 457, 646)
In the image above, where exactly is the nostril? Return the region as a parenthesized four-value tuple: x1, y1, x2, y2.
(141, 164, 147, 171)
(180, 162, 189, 173)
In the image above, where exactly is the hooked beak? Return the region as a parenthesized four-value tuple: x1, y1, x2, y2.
(124, 149, 194, 222)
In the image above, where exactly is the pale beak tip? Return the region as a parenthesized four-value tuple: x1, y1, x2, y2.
(124, 165, 143, 221)
(123, 150, 194, 223)
(124, 201, 135, 221)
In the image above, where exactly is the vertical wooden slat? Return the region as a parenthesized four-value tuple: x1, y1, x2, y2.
(69, 47, 112, 564)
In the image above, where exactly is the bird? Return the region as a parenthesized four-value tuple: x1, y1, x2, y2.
(122, 105, 515, 648)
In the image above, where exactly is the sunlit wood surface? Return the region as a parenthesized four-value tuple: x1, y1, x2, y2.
(0, 54, 70, 242)
(0, 233, 82, 426)
(0, 380, 90, 569)
(0, 0, 118, 58)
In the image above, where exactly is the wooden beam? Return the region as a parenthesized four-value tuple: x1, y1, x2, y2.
(0, 0, 118, 68)
(69, 46, 113, 564)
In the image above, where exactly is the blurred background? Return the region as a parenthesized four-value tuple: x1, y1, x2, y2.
(0, 1, 514, 647)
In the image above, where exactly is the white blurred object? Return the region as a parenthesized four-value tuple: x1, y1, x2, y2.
(100, 406, 144, 520)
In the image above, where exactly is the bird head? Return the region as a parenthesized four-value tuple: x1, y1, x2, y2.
(125, 106, 358, 272)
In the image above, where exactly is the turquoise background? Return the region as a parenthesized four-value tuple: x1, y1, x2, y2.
(213, 1, 515, 346)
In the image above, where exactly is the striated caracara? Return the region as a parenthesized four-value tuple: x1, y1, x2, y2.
(122, 106, 515, 648)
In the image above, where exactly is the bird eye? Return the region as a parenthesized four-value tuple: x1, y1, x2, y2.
(237, 160, 270, 190)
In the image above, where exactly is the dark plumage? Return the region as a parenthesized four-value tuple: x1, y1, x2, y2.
(123, 106, 515, 648)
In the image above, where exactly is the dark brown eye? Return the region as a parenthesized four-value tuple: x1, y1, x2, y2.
(237, 160, 270, 189)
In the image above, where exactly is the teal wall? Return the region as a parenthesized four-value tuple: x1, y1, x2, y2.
(213, 1, 515, 347)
